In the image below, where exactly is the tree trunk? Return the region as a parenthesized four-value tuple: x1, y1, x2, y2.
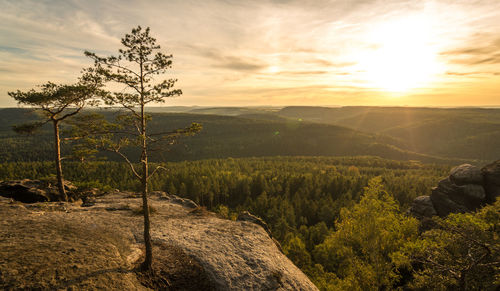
(140, 95, 153, 270)
(141, 153, 153, 271)
(53, 120, 68, 201)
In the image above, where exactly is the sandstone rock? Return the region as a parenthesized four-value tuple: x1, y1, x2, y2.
(482, 160, 500, 203)
(449, 164, 483, 185)
(181, 199, 198, 209)
(434, 178, 485, 211)
(0, 191, 317, 290)
(430, 188, 468, 217)
(165, 194, 198, 209)
(0, 180, 50, 203)
(409, 195, 437, 219)
(234, 212, 283, 251)
(150, 191, 168, 199)
(462, 184, 486, 201)
(409, 161, 496, 227)
(237, 211, 273, 237)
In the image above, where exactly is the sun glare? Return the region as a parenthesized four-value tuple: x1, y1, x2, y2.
(268, 65, 280, 74)
(359, 15, 443, 93)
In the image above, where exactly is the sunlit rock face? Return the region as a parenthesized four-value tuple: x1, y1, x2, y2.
(409, 160, 500, 220)
(449, 164, 483, 185)
(0, 190, 317, 290)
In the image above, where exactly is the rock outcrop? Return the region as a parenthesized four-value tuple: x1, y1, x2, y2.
(0, 179, 51, 203)
(482, 160, 500, 203)
(153, 191, 199, 209)
(409, 195, 436, 219)
(409, 160, 500, 220)
(449, 163, 483, 185)
(0, 179, 94, 203)
(237, 211, 273, 237)
(0, 190, 317, 290)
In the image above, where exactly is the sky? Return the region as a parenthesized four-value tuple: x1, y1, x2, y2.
(1, 0, 499, 107)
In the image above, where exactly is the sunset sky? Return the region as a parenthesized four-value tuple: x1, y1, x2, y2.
(1, 0, 499, 107)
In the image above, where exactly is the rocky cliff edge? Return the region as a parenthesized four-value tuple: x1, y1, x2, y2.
(0, 190, 317, 290)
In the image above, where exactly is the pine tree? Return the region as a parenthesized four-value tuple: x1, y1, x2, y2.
(8, 75, 102, 201)
(85, 26, 201, 270)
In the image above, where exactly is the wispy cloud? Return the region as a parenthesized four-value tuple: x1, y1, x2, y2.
(0, 0, 500, 106)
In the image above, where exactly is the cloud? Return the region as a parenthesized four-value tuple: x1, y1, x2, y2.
(182, 44, 266, 72)
(1, 0, 500, 107)
(214, 56, 266, 71)
(445, 71, 496, 79)
(276, 70, 329, 75)
(472, 54, 500, 65)
(309, 58, 356, 68)
(441, 37, 500, 66)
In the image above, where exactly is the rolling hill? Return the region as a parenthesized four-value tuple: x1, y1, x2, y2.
(277, 106, 500, 161)
(0, 108, 459, 164)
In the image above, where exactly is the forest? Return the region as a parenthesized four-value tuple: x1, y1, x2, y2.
(0, 107, 489, 165)
(1, 156, 498, 289)
(157, 105, 500, 162)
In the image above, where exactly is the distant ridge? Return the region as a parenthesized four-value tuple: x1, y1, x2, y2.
(1, 107, 495, 164)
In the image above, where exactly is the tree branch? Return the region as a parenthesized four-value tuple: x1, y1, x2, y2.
(112, 148, 141, 180)
(58, 105, 84, 121)
(147, 165, 167, 180)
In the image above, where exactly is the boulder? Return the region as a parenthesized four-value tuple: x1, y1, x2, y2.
(462, 184, 486, 201)
(0, 180, 50, 203)
(433, 178, 485, 211)
(408, 195, 437, 219)
(409, 161, 497, 227)
(449, 164, 483, 185)
(482, 160, 500, 203)
(430, 188, 468, 217)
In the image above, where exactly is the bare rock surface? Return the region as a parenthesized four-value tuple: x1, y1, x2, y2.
(0, 179, 51, 203)
(0, 191, 317, 290)
(409, 160, 499, 220)
(430, 188, 468, 217)
(237, 210, 273, 236)
(408, 195, 437, 219)
(482, 160, 500, 203)
(449, 164, 483, 185)
(0, 179, 90, 203)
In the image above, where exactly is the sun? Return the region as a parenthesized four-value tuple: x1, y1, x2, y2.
(359, 15, 443, 93)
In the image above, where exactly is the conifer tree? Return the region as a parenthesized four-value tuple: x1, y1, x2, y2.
(8, 75, 102, 201)
(85, 26, 201, 270)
